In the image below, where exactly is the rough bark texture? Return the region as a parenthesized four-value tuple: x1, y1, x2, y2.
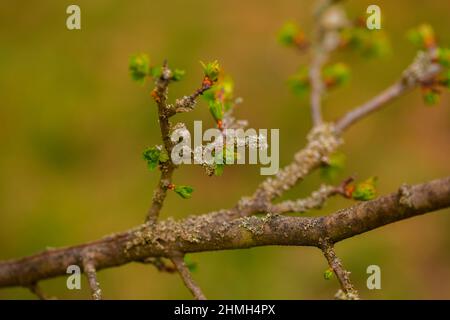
(1, 176, 449, 288)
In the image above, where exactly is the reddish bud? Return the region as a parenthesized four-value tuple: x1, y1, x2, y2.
(344, 185, 355, 198)
(167, 183, 175, 191)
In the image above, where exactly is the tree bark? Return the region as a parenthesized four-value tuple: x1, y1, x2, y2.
(0, 176, 449, 288)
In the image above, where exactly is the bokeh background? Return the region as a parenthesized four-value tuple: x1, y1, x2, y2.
(0, 0, 449, 299)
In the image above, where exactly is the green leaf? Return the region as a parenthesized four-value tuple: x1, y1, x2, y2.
(149, 66, 162, 79)
(143, 147, 161, 171)
(211, 147, 235, 176)
(352, 177, 377, 201)
(208, 100, 223, 121)
(172, 69, 186, 81)
(288, 67, 310, 96)
(200, 60, 221, 82)
(407, 24, 435, 48)
(129, 53, 150, 84)
(423, 90, 440, 105)
(174, 185, 194, 199)
(278, 22, 300, 46)
(363, 32, 391, 58)
(159, 150, 169, 163)
(143, 146, 168, 170)
(219, 77, 235, 111)
(341, 27, 391, 58)
(341, 28, 365, 49)
(324, 268, 334, 280)
(184, 256, 197, 272)
(203, 86, 217, 103)
(203, 76, 235, 113)
(214, 163, 225, 176)
(323, 63, 350, 87)
(407, 29, 423, 47)
(440, 70, 450, 89)
(214, 146, 236, 165)
(320, 152, 346, 182)
(437, 47, 450, 68)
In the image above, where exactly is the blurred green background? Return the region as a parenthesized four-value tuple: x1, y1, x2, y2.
(0, 0, 449, 299)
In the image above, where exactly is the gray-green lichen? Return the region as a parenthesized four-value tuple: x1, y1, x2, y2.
(239, 213, 277, 237)
(398, 183, 415, 209)
(124, 211, 232, 256)
(334, 289, 360, 300)
(402, 50, 438, 86)
(272, 184, 336, 214)
(258, 123, 342, 201)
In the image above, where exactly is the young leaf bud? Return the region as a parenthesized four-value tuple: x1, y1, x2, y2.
(174, 185, 194, 199)
(129, 53, 150, 84)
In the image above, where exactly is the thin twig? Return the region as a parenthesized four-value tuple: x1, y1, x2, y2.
(146, 63, 214, 222)
(320, 241, 359, 300)
(269, 178, 353, 214)
(309, 50, 327, 126)
(146, 62, 176, 223)
(336, 51, 441, 132)
(309, 6, 328, 126)
(141, 257, 177, 273)
(171, 256, 206, 300)
(336, 81, 409, 132)
(28, 282, 51, 300)
(83, 259, 102, 300)
(170, 83, 212, 115)
(309, 1, 347, 126)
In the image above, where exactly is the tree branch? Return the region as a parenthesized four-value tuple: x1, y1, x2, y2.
(336, 50, 441, 132)
(309, 2, 349, 126)
(169, 82, 212, 115)
(1, 176, 448, 289)
(269, 178, 352, 214)
(320, 241, 359, 299)
(0, 0, 446, 300)
(171, 256, 206, 300)
(309, 49, 327, 126)
(245, 123, 342, 214)
(146, 61, 175, 223)
(146, 63, 214, 222)
(309, 2, 333, 125)
(83, 259, 102, 300)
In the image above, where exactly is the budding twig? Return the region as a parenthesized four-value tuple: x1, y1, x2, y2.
(1, 4, 449, 300)
(336, 50, 442, 132)
(171, 255, 206, 300)
(146, 61, 176, 223)
(171, 82, 212, 115)
(269, 178, 353, 214)
(83, 259, 102, 300)
(320, 241, 359, 300)
(309, 2, 347, 126)
(309, 18, 327, 125)
(146, 63, 216, 222)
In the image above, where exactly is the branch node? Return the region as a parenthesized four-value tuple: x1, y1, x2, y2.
(141, 257, 177, 273)
(27, 282, 53, 300)
(82, 258, 102, 300)
(398, 183, 415, 209)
